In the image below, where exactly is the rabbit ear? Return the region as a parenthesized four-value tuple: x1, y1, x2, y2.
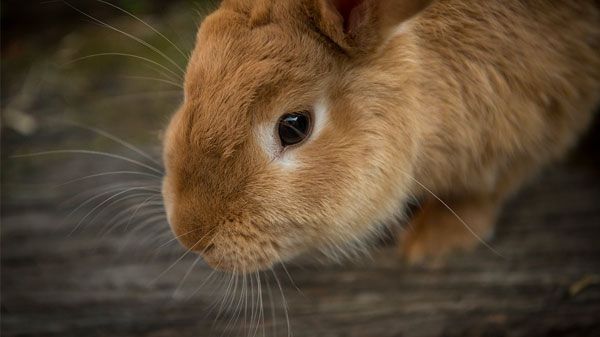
(315, 0, 433, 54)
(327, 0, 370, 34)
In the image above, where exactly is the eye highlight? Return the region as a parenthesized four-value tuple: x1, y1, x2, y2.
(277, 111, 312, 147)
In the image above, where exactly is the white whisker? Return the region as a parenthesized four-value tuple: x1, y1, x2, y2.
(59, 171, 161, 186)
(63, 184, 147, 223)
(72, 186, 158, 235)
(124, 195, 163, 231)
(100, 197, 163, 236)
(399, 171, 505, 258)
(212, 268, 237, 329)
(58, 122, 164, 169)
(223, 273, 245, 337)
(265, 273, 277, 337)
(96, 0, 189, 62)
(243, 273, 249, 336)
(120, 75, 184, 89)
(151, 228, 217, 284)
(248, 273, 256, 337)
(60, 181, 157, 209)
(173, 255, 202, 298)
(13, 150, 163, 175)
(278, 262, 303, 297)
(155, 227, 205, 250)
(252, 272, 264, 337)
(97, 192, 158, 233)
(117, 214, 169, 252)
(64, 52, 182, 81)
(271, 269, 291, 337)
(62, 1, 186, 76)
(188, 258, 222, 301)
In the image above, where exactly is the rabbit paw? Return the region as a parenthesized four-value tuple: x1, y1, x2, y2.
(399, 196, 498, 266)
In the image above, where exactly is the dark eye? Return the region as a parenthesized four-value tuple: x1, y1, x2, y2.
(278, 111, 312, 147)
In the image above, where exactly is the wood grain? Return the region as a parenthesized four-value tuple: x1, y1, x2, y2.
(2, 124, 600, 337)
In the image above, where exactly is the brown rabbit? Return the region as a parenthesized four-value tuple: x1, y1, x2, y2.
(161, 0, 600, 272)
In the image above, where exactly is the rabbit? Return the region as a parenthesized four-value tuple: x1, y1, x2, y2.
(161, 0, 600, 272)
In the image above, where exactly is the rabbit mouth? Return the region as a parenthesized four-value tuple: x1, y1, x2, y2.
(200, 233, 280, 274)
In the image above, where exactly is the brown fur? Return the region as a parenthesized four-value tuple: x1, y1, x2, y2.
(162, 0, 600, 272)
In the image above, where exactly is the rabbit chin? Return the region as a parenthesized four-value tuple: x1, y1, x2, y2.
(198, 232, 283, 274)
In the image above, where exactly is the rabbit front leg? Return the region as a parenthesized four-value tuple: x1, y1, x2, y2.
(399, 194, 502, 266)
(398, 157, 540, 265)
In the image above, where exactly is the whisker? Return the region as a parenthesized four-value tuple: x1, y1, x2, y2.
(141, 227, 172, 245)
(222, 273, 245, 337)
(58, 121, 164, 169)
(226, 272, 242, 337)
(60, 180, 157, 208)
(100, 196, 162, 236)
(63, 53, 182, 82)
(271, 269, 291, 337)
(86, 193, 154, 229)
(124, 195, 163, 231)
(213, 267, 237, 330)
(278, 261, 303, 297)
(399, 171, 505, 258)
(155, 227, 206, 250)
(96, 0, 189, 62)
(207, 272, 230, 326)
(139, 63, 183, 86)
(188, 268, 217, 299)
(117, 213, 169, 253)
(62, 1, 186, 76)
(243, 273, 249, 336)
(151, 227, 218, 284)
(261, 273, 267, 337)
(173, 255, 202, 298)
(225, 270, 241, 335)
(188, 258, 222, 301)
(264, 274, 277, 337)
(203, 271, 233, 324)
(12, 150, 164, 175)
(88, 90, 182, 108)
(252, 272, 264, 337)
(59, 171, 161, 186)
(97, 192, 158, 230)
(248, 273, 256, 337)
(120, 75, 184, 89)
(62, 183, 150, 222)
(71, 186, 158, 235)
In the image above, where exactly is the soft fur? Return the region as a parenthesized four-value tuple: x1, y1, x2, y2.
(161, 0, 600, 272)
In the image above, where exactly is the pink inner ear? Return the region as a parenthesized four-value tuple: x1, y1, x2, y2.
(331, 0, 366, 32)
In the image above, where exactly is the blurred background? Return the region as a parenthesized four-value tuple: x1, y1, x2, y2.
(2, 1, 600, 337)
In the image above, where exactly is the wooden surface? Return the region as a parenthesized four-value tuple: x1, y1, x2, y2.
(2, 124, 600, 337)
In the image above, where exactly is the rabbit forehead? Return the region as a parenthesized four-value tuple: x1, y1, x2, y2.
(187, 9, 332, 91)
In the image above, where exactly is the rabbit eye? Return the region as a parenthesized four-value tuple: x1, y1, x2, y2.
(278, 111, 312, 147)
